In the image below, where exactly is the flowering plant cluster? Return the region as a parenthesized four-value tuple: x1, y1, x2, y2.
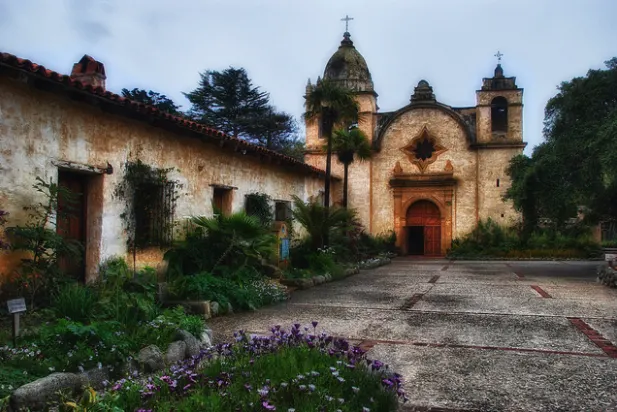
(86, 323, 407, 411)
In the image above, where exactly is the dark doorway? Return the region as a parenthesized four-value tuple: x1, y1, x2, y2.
(57, 171, 87, 281)
(407, 226, 424, 255)
(405, 199, 442, 256)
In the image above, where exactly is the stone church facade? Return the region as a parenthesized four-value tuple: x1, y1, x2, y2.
(305, 32, 526, 256)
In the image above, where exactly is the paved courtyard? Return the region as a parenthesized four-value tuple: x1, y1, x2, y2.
(208, 259, 617, 411)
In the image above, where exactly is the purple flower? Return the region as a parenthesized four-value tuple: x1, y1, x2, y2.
(262, 401, 276, 410)
(312, 321, 318, 328)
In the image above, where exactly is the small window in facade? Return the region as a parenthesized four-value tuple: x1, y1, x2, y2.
(212, 186, 233, 215)
(491, 96, 508, 133)
(496, 178, 500, 187)
(501, 213, 505, 218)
(275, 200, 292, 221)
(134, 180, 177, 247)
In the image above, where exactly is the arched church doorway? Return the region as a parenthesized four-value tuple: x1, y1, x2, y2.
(405, 200, 441, 256)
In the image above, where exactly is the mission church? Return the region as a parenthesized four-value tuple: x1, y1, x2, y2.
(304, 27, 526, 256)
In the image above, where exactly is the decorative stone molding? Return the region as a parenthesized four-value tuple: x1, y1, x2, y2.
(400, 126, 447, 173)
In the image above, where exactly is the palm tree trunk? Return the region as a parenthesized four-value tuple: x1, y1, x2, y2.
(323, 114, 334, 248)
(343, 162, 349, 208)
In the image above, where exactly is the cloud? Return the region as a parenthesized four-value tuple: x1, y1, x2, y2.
(1, 0, 616, 153)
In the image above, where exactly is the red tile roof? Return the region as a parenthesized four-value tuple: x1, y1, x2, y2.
(0, 52, 332, 179)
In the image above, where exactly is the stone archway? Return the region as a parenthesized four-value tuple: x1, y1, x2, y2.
(392, 187, 453, 257)
(405, 200, 441, 256)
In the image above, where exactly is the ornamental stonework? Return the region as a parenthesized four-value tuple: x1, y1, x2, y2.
(400, 126, 447, 173)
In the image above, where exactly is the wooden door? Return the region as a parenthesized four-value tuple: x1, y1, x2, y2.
(406, 200, 442, 256)
(57, 171, 87, 281)
(424, 226, 441, 256)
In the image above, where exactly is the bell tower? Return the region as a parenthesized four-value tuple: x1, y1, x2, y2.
(304, 30, 378, 152)
(475, 53, 523, 144)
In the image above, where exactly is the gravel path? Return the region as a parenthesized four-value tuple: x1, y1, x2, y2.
(209, 259, 617, 411)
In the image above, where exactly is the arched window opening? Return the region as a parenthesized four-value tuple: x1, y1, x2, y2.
(491, 96, 508, 133)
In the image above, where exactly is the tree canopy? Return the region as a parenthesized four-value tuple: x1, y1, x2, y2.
(505, 57, 617, 233)
(183, 67, 303, 154)
(121, 88, 181, 115)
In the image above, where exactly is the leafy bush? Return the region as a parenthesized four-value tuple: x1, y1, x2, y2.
(165, 212, 276, 277)
(291, 196, 354, 250)
(168, 269, 286, 311)
(94, 258, 160, 328)
(0, 257, 205, 397)
(5, 177, 84, 307)
(282, 267, 313, 279)
(245, 192, 273, 228)
(71, 324, 407, 411)
(449, 219, 602, 258)
(602, 240, 617, 248)
(51, 283, 98, 323)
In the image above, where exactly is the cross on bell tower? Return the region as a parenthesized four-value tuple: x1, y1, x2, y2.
(494, 51, 503, 64)
(341, 15, 354, 32)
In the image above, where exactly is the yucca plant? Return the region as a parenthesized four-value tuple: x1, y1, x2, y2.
(291, 196, 355, 250)
(165, 212, 277, 277)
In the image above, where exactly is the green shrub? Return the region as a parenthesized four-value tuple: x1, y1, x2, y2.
(168, 268, 286, 312)
(602, 240, 617, 248)
(449, 219, 603, 258)
(51, 283, 98, 323)
(282, 267, 313, 279)
(165, 212, 276, 277)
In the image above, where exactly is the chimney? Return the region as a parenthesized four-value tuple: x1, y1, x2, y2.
(70, 55, 106, 90)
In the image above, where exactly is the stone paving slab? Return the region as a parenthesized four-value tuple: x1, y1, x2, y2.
(539, 284, 617, 300)
(425, 284, 539, 298)
(209, 304, 603, 353)
(585, 318, 617, 346)
(369, 343, 617, 412)
(435, 273, 520, 284)
(289, 286, 433, 310)
(411, 294, 617, 318)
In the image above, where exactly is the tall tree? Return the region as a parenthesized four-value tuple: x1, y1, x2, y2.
(245, 106, 299, 150)
(183, 67, 270, 139)
(332, 127, 371, 208)
(303, 79, 359, 246)
(121, 88, 181, 115)
(506, 57, 617, 232)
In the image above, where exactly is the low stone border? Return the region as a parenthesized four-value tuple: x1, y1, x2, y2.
(358, 256, 393, 270)
(280, 257, 393, 291)
(7, 328, 213, 411)
(597, 262, 617, 288)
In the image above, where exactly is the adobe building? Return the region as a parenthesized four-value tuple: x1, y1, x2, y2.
(305, 32, 527, 256)
(0, 53, 333, 283)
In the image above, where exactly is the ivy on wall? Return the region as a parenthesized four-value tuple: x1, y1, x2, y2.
(245, 192, 273, 228)
(114, 159, 180, 256)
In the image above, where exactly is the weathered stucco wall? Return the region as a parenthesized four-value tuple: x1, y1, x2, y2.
(477, 148, 522, 226)
(372, 107, 478, 239)
(0, 77, 325, 281)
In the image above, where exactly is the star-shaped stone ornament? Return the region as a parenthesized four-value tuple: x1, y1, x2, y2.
(400, 127, 447, 173)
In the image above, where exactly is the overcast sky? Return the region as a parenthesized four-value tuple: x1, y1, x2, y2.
(1, 0, 616, 153)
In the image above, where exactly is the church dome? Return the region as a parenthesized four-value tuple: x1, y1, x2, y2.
(323, 32, 374, 92)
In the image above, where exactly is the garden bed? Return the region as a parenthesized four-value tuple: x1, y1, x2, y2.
(7, 324, 407, 411)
